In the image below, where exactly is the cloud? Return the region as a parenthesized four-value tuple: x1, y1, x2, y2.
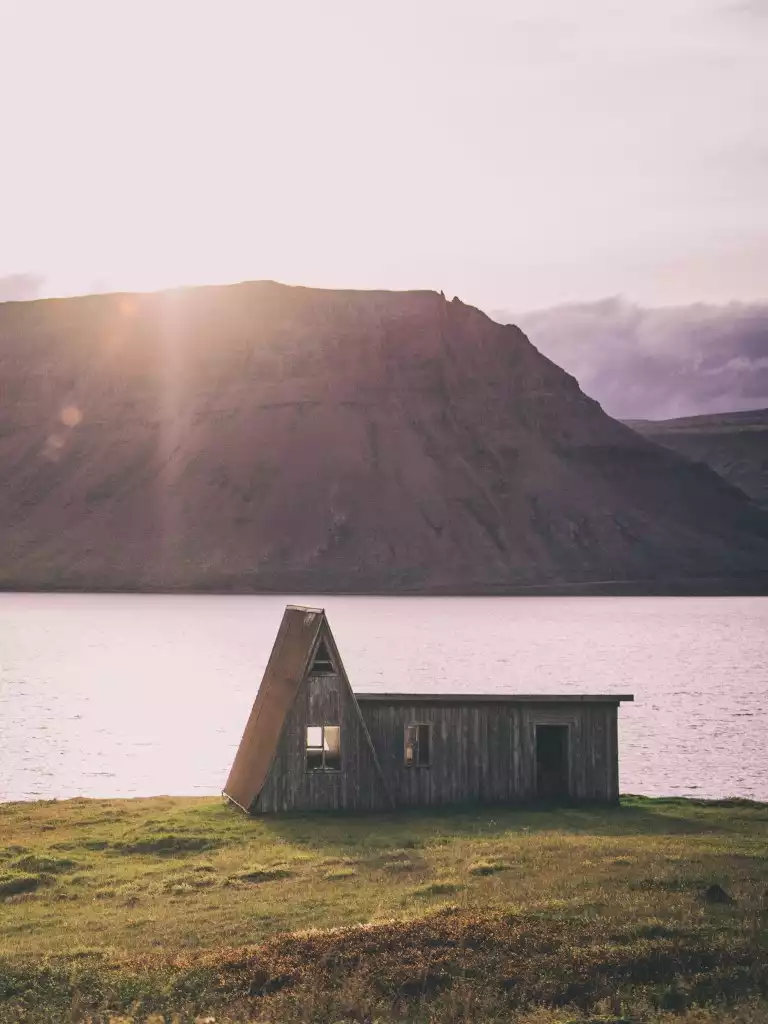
(728, 0, 768, 17)
(493, 297, 768, 420)
(0, 273, 44, 303)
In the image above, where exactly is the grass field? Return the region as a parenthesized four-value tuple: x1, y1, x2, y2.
(1, 795, 767, 1022)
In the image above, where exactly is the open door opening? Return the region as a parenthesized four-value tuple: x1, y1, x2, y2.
(535, 724, 569, 801)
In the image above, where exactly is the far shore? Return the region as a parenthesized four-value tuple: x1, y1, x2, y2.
(2, 572, 768, 597)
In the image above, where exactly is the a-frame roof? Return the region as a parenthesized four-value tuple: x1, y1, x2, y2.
(224, 605, 325, 811)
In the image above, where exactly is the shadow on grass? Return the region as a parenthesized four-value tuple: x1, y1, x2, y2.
(2, 907, 766, 1021)
(241, 795, 768, 850)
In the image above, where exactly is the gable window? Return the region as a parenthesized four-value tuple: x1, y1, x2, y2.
(310, 639, 335, 675)
(306, 725, 341, 772)
(405, 723, 431, 767)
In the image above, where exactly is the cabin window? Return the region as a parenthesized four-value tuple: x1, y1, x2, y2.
(404, 723, 431, 767)
(310, 639, 335, 675)
(306, 725, 341, 772)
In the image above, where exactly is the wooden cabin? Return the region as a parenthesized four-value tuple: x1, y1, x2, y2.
(223, 605, 633, 813)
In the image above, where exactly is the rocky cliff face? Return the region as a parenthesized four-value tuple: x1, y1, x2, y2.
(1, 281, 767, 592)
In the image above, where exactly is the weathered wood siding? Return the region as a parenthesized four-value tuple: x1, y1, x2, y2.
(252, 671, 391, 812)
(359, 701, 619, 806)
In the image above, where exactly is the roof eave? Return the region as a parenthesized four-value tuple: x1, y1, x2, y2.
(353, 693, 634, 704)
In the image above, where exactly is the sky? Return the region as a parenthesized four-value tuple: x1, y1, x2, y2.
(1, 0, 766, 310)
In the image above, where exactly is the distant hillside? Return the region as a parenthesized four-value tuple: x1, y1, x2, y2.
(627, 409, 768, 510)
(1, 281, 768, 594)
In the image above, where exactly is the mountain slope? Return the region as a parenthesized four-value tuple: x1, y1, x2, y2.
(627, 409, 768, 510)
(1, 281, 767, 593)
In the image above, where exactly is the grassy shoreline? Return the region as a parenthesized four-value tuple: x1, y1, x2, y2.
(1, 795, 767, 1022)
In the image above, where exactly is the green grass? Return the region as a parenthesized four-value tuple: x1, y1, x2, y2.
(0, 795, 766, 1022)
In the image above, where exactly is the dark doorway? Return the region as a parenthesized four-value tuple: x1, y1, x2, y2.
(535, 725, 569, 800)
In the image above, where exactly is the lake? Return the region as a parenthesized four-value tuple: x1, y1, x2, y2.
(1, 594, 766, 803)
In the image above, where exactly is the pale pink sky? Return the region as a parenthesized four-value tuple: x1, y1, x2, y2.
(1, 0, 766, 309)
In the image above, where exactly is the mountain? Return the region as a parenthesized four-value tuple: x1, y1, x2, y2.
(1, 281, 767, 594)
(627, 409, 768, 511)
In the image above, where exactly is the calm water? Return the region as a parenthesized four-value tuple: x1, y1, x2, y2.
(1, 594, 766, 803)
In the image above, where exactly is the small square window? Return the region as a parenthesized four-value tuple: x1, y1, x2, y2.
(405, 723, 431, 767)
(306, 725, 341, 772)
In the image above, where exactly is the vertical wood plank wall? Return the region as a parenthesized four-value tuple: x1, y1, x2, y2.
(253, 686, 621, 811)
(252, 673, 390, 812)
(359, 701, 620, 806)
